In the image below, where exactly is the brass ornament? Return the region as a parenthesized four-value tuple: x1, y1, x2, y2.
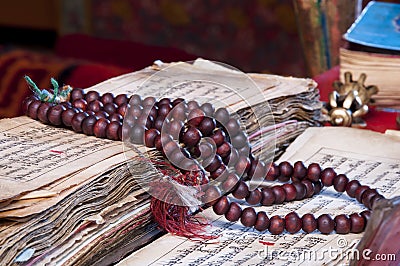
(323, 72, 378, 127)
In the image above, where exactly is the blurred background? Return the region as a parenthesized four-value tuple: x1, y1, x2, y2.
(0, 0, 392, 118)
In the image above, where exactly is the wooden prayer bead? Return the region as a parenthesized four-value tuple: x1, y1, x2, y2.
(181, 126, 202, 148)
(224, 147, 239, 167)
(320, 168, 336, 186)
(204, 186, 221, 206)
(225, 118, 241, 137)
(172, 98, 184, 106)
(279, 161, 293, 179)
(144, 128, 160, 148)
(117, 103, 128, 117)
(210, 164, 228, 180)
(225, 202, 242, 222)
(317, 214, 334, 234)
(265, 162, 280, 181)
(350, 213, 365, 233)
(187, 100, 200, 111)
(313, 181, 323, 195)
(100, 92, 114, 105)
(360, 210, 371, 223)
(205, 155, 222, 172)
(292, 181, 307, 200)
(261, 187, 275, 206)
(269, 215, 285, 235)
(282, 183, 297, 202)
(246, 189, 262, 205)
(23, 96, 37, 114)
(334, 214, 351, 234)
(370, 194, 384, 209)
(199, 117, 216, 137)
(285, 212, 302, 234)
(293, 161, 307, 181)
(87, 100, 103, 112)
(254, 211, 270, 231)
(109, 113, 123, 122)
(241, 207, 257, 227)
(82, 115, 98, 135)
(72, 99, 87, 111)
(130, 125, 146, 144)
(61, 108, 79, 127)
(142, 96, 156, 107)
(37, 102, 52, 123)
(355, 185, 370, 203)
(272, 186, 286, 204)
(71, 112, 89, 132)
(302, 213, 317, 233)
(47, 104, 66, 126)
(93, 118, 109, 138)
(301, 179, 314, 198)
(188, 109, 205, 127)
(158, 98, 171, 106)
(307, 163, 321, 182)
(158, 103, 172, 117)
(106, 121, 121, 140)
(85, 90, 100, 102)
(232, 181, 250, 199)
(361, 189, 379, 209)
(70, 88, 84, 101)
(346, 180, 361, 198)
(333, 174, 349, 192)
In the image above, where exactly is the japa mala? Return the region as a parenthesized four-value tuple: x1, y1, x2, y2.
(22, 76, 383, 238)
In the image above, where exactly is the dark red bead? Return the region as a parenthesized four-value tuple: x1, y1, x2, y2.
(100, 92, 114, 105)
(361, 189, 379, 209)
(205, 155, 222, 172)
(142, 96, 156, 107)
(213, 196, 230, 215)
(292, 161, 307, 181)
(222, 173, 240, 192)
(272, 186, 286, 204)
(23, 96, 37, 114)
(360, 210, 371, 223)
(241, 207, 257, 227)
(217, 142, 231, 158)
(94, 111, 108, 119)
(61, 108, 79, 127)
(282, 183, 297, 202)
(317, 214, 334, 234)
(181, 126, 202, 148)
(254, 211, 270, 231)
(48, 105, 66, 126)
(158, 97, 171, 106)
(158, 103, 172, 117)
(115, 94, 129, 106)
(170, 104, 186, 121)
(235, 156, 251, 177)
(313, 181, 323, 195)
(346, 180, 361, 198)
(37, 102, 52, 123)
(333, 174, 349, 192)
(210, 129, 226, 146)
(204, 186, 221, 206)
(71, 112, 89, 132)
(355, 185, 370, 203)
(334, 214, 351, 234)
(104, 103, 118, 114)
(144, 128, 160, 148)
(200, 102, 215, 116)
(279, 161, 293, 179)
(307, 163, 321, 182)
(301, 179, 315, 198)
(118, 103, 129, 117)
(70, 88, 84, 101)
(269, 215, 285, 235)
(187, 100, 200, 111)
(198, 117, 216, 136)
(27, 99, 42, 119)
(225, 118, 241, 137)
(106, 121, 121, 140)
(87, 100, 103, 112)
(248, 159, 266, 180)
(210, 164, 228, 180)
(350, 213, 365, 233)
(246, 189, 262, 205)
(320, 168, 336, 186)
(225, 202, 242, 222)
(93, 118, 109, 138)
(292, 181, 307, 200)
(85, 90, 100, 102)
(302, 213, 317, 233)
(172, 98, 184, 106)
(232, 181, 250, 199)
(285, 212, 302, 234)
(265, 163, 280, 181)
(187, 109, 205, 127)
(261, 187, 275, 206)
(214, 107, 230, 125)
(82, 115, 97, 135)
(72, 99, 87, 111)
(109, 113, 123, 122)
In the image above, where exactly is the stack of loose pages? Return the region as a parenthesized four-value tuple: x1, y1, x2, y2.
(0, 59, 322, 265)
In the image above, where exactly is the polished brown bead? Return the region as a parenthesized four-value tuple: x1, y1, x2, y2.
(360, 210, 371, 223)
(225, 118, 241, 137)
(82, 115, 97, 135)
(130, 125, 146, 144)
(100, 92, 114, 105)
(109, 113, 123, 122)
(361, 189, 379, 209)
(302, 213, 317, 233)
(222, 173, 240, 192)
(265, 163, 280, 181)
(313, 181, 323, 195)
(137, 114, 153, 129)
(285, 212, 302, 234)
(106, 121, 121, 140)
(301, 179, 315, 198)
(115, 94, 129, 106)
(279, 161, 293, 178)
(292, 181, 307, 200)
(72, 98, 88, 111)
(293, 161, 307, 181)
(181, 126, 202, 148)
(225, 202, 242, 222)
(93, 118, 109, 138)
(170, 104, 186, 121)
(61, 108, 79, 127)
(187, 109, 205, 127)
(350, 213, 365, 233)
(214, 107, 230, 125)
(143, 105, 158, 120)
(217, 142, 232, 158)
(199, 117, 216, 136)
(154, 134, 172, 152)
(48, 104, 66, 126)
(248, 159, 266, 180)
(246, 189, 262, 205)
(355, 185, 370, 203)
(282, 183, 297, 202)
(187, 100, 200, 111)
(334, 214, 351, 234)
(272, 186, 286, 204)
(158, 103, 172, 117)
(210, 164, 228, 180)
(200, 102, 215, 116)
(118, 103, 129, 117)
(241, 207, 257, 227)
(103, 102, 117, 114)
(261, 187, 275, 206)
(234, 156, 251, 177)
(71, 112, 89, 132)
(320, 168, 336, 186)
(346, 180, 361, 198)
(37, 102, 52, 123)
(254, 211, 270, 231)
(232, 181, 250, 199)
(87, 100, 103, 112)
(333, 174, 349, 192)
(142, 96, 156, 107)
(85, 91, 100, 102)
(204, 186, 221, 206)
(172, 98, 185, 106)
(94, 111, 109, 119)
(210, 129, 226, 146)
(23, 96, 37, 114)
(205, 155, 222, 172)
(307, 163, 321, 182)
(269, 215, 285, 235)
(231, 132, 248, 149)
(70, 88, 84, 101)
(317, 214, 334, 234)
(144, 128, 160, 148)
(158, 97, 171, 106)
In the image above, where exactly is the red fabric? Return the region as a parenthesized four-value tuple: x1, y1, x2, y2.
(313, 66, 398, 133)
